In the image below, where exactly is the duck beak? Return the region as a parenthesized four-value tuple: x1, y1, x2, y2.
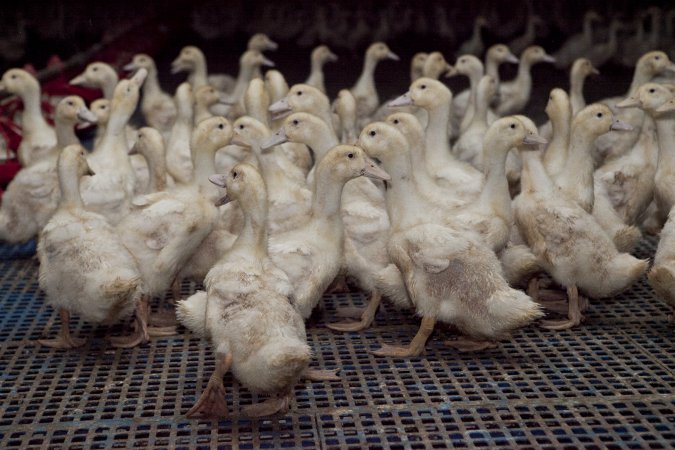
(666, 61, 675, 73)
(208, 174, 228, 188)
(131, 68, 148, 85)
(123, 62, 138, 72)
(327, 52, 338, 63)
(260, 56, 275, 67)
(230, 130, 249, 147)
(610, 118, 633, 131)
(388, 92, 413, 107)
(656, 100, 675, 113)
(506, 53, 519, 64)
(386, 51, 400, 61)
(362, 157, 391, 181)
(444, 64, 457, 77)
(616, 96, 641, 108)
(171, 58, 187, 74)
(128, 140, 140, 155)
(69, 73, 86, 86)
(589, 66, 600, 75)
(541, 54, 556, 64)
(523, 132, 548, 146)
(0, 81, 5, 92)
(268, 97, 291, 120)
(215, 195, 231, 206)
(261, 127, 288, 149)
(76, 106, 98, 124)
(85, 162, 95, 177)
(266, 40, 279, 51)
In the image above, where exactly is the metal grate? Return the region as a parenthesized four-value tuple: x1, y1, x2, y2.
(1, 237, 674, 449)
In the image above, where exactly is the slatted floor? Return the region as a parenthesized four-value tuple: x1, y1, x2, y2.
(0, 237, 674, 449)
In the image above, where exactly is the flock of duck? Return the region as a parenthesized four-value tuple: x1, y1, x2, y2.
(1, 19, 675, 418)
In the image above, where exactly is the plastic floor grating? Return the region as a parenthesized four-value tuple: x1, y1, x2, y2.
(0, 237, 674, 449)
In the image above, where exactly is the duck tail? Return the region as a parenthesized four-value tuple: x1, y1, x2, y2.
(613, 225, 642, 253)
(176, 291, 208, 337)
(603, 254, 648, 297)
(499, 244, 541, 287)
(486, 288, 544, 336)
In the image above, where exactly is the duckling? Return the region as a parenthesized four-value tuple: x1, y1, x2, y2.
(305, 45, 338, 94)
(171, 46, 208, 89)
(595, 51, 675, 163)
(0, 68, 57, 167)
(389, 78, 483, 197)
(69, 61, 118, 99)
(453, 75, 498, 169)
(268, 145, 390, 319)
(193, 85, 231, 124)
(457, 16, 488, 57)
(177, 163, 311, 418)
(514, 139, 648, 331)
(114, 121, 231, 346)
(410, 52, 428, 82)
(124, 54, 177, 136)
(37, 145, 142, 348)
(0, 95, 97, 243)
(358, 121, 542, 356)
(81, 69, 147, 224)
(165, 83, 194, 184)
(334, 89, 358, 144)
(552, 10, 602, 69)
(495, 46, 556, 116)
(350, 42, 399, 122)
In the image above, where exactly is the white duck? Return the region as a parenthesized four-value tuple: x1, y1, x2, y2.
(193, 85, 230, 124)
(208, 33, 279, 92)
(177, 163, 311, 418)
(350, 42, 399, 122)
(90, 98, 110, 146)
(0, 68, 57, 167)
(495, 46, 556, 116)
(457, 16, 488, 57)
(165, 83, 194, 184)
(358, 121, 542, 356)
(541, 89, 572, 180)
(410, 52, 428, 82)
(267, 144, 390, 320)
(0, 95, 97, 243)
(515, 142, 648, 330)
(171, 46, 208, 89)
(37, 145, 142, 348)
(222, 50, 276, 118)
(570, 58, 599, 115)
(552, 10, 602, 69)
(124, 54, 177, 136)
(114, 121, 231, 346)
(81, 69, 147, 224)
(334, 89, 358, 144)
(305, 45, 338, 94)
(70, 61, 118, 99)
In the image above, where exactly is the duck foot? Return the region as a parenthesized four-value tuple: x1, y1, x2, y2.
(334, 306, 366, 319)
(325, 275, 351, 294)
(148, 325, 177, 337)
(371, 316, 436, 358)
(172, 278, 183, 302)
(149, 305, 177, 327)
(39, 309, 87, 349)
(445, 338, 498, 352)
(541, 285, 583, 331)
(187, 353, 232, 418)
(109, 299, 150, 348)
(302, 368, 341, 382)
(537, 300, 570, 315)
(243, 395, 291, 418)
(327, 291, 381, 332)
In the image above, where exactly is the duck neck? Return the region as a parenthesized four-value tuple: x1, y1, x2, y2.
(655, 112, 675, 169)
(146, 151, 167, 192)
(471, 21, 483, 45)
(58, 168, 84, 209)
(583, 16, 595, 42)
(247, 100, 269, 127)
(521, 150, 554, 195)
(20, 85, 50, 134)
(232, 63, 256, 101)
(307, 59, 325, 90)
(354, 54, 377, 92)
(558, 125, 596, 211)
(629, 64, 655, 96)
(194, 102, 213, 124)
(142, 66, 161, 98)
(424, 98, 456, 169)
(101, 74, 118, 100)
(192, 145, 217, 191)
(97, 100, 131, 156)
(569, 71, 587, 115)
(472, 87, 490, 127)
(543, 106, 571, 174)
(231, 196, 268, 260)
(513, 58, 534, 95)
(304, 128, 339, 165)
(189, 61, 208, 89)
(478, 142, 512, 220)
(310, 170, 346, 223)
(381, 150, 429, 230)
(54, 118, 79, 148)
(485, 59, 500, 84)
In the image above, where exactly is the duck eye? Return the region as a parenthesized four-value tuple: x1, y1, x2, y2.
(297, 91, 302, 96)
(510, 123, 516, 129)
(369, 130, 376, 137)
(10, 74, 16, 79)
(596, 112, 603, 118)
(393, 119, 399, 124)
(347, 153, 354, 159)
(649, 88, 656, 93)
(239, 124, 244, 129)
(67, 101, 73, 106)
(655, 56, 661, 60)
(92, 67, 98, 72)
(420, 85, 426, 89)
(218, 123, 225, 130)
(232, 171, 238, 178)
(460, 59, 465, 64)
(292, 120, 298, 125)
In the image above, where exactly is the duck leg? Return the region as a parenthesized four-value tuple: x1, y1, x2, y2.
(445, 337, 498, 352)
(302, 368, 341, 381)
(186, 353, 232, 418)
(38, 309, 86, 349)
(327, 290, 381, 332)
(541, 285, 584, 330)
(143, 295, 177, 336)
(325, 274, 351, 294)
(109, 298, 150, 348)
(243, 393, 291, 418)
(371, 316, 436, 358)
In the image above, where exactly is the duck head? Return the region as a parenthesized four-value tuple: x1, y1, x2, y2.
(171, 46, 206, 74)
(261, 112, 327, 150)
(423, 52, 455, 79)
(194, 85, 231, 108)
(129, 127, 164, 159)
(0, 68, 39, 95)
(410, 52, 428, 81)
(385, 112, 425, 149)
(319, 144, 390, 182)
(248, 33, 278, 52)
(209, 162, 266, 207)
(268, 84, 329, 120)
(521, 46, 556, 65)
(617, 83, 675, 112)
(241, 50, 275, 72)
(636, 51, 675, 77)
(366, 42, 399, 62)
(358, 121, 410, 164)
(574, 103, 633, 135)
(312, 45, 338, 65)
(571, 58, 600, 78)
(545, 88, 572, 121)
(109, 68, 147, 116)
(69, 62, 118, 88)
(491, 116, 548, 152)
(487, 44, 519, 65)
(192, 116, 234, 154)
(56, 95, 97, 126)
(388, 78, 451, 109)
(59, 144, 95, 179)
(451, 55, 484, 79)
(90, 99, 110, 126)
(123, 53, 158, 75)
(232, 116, 268, 148)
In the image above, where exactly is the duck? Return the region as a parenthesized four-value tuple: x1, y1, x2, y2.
(570, 58, 599, 115)
(541, 89, 572, 179)
(410, 52, 429, 82)
(457, 16, 488, 57)
(514, 132, 648, 331)
(222, 50, 276, 118)
(649, 205, 675, 324)
(552, 10, 602, 69)
(422, 52, 454, 79)
(587, 18, 623, 69)
(334, 89, 358, 144)
(495, 46, 556, 116)
(113, 121, 232, 346)
(264, 69, 290, 106)
(0, 95, 97, 243)
(193, 85, 230, 124)
(595, 51, 675, 163)
(69, 61, 119, 99)
(165, 83, 194, 184)
(508, 14, 544, 56)
(177, 163, 311, 418)
(305, 45, 338, 94)
(37, 145, 142, 348)
(123, 54, 177, 136)
(358, 120, 542, 356)
(0, 68, 57, 167)
(267, 145, 390, 320)
(269, 84, 337, 137)
(90, 98, 111, 147)
(171, 46, 208, 89)
(350, 42, 399, 122)
(389, 78, 483, 197)
(80, 69, 147, 224)
(453, 75, 498, 169)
